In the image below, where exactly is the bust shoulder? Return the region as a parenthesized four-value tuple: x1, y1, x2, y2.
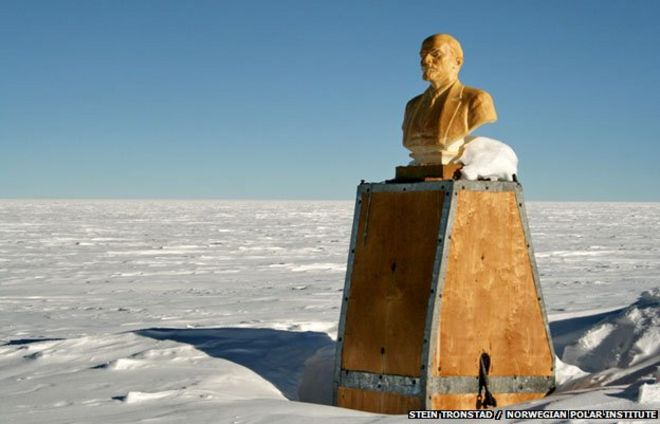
(456, 84, 497, 128)
(405, 93, 425, 109)
(458, 84, 494, 106)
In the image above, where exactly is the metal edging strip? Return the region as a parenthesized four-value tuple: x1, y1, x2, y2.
(368, 181, 452, 193)
(341, 370, 422, 397)
(451, 180, 518, 193)
(367, 180, 518, 194)
(514, 184, 557, 385)
(421, 181, 458, 406)
(428, 375, 554, 395)
(332, 182, 368, 405)
(418, 183, 454, 402)
(338, 370, 554, 397)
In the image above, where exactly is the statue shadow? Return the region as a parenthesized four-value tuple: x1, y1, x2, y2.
(135, 327, 336, 404)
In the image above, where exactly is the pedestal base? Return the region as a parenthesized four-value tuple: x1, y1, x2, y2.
(395, 164, 462, 182)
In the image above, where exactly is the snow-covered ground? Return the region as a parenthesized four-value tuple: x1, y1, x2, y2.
(0, 200, 658, 423)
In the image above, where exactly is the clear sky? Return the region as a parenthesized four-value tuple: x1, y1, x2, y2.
(2, 0, 659, 200)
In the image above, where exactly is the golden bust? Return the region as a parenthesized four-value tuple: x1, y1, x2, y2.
(402, 34, 497, 165)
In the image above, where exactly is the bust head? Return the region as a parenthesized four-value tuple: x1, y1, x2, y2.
(420, 34, 464, 88)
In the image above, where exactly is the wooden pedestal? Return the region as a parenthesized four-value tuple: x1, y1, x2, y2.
(333, 180, 555, 413)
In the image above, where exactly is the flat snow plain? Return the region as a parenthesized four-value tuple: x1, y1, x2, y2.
(0, 199, 658, 423)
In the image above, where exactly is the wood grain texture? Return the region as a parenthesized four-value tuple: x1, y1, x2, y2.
(342, 190, 443, 376)
(433, 190, 553, 377)
(337, 387, 421, 414)
(430, 392, 545, 410)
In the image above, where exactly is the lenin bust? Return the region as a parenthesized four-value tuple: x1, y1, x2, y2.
(402, 34, 497, 165)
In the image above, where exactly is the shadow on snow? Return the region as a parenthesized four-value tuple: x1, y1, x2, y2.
(132, 308, 634, 405)
(135, 327, 336, 404)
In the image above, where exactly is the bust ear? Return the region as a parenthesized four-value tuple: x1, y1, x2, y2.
(441, 43, 463, 67)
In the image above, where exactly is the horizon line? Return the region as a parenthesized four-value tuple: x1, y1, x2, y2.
(1, 197, 659, 204)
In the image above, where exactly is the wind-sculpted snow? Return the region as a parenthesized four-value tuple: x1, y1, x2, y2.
(562, 289, 659, 372)
(0, 200, 659, 423)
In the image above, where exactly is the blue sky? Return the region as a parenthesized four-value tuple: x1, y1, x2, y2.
(2, 0, 659, 200)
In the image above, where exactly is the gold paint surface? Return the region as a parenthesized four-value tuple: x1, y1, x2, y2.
(402, 34, 497, 162)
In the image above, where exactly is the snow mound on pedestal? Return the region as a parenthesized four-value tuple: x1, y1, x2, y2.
(458, 136, 518, 182)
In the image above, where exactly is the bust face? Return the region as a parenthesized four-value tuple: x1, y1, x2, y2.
(420, 37, 462, 86)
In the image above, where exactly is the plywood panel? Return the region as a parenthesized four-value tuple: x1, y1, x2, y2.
(434, 191, 553, 377)
(342, 190, 443, 376)
(430, 392, 545, 410)
(337, 387, 421, 414)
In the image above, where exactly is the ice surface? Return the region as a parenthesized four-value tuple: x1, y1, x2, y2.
(1, 200, 659, 423)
